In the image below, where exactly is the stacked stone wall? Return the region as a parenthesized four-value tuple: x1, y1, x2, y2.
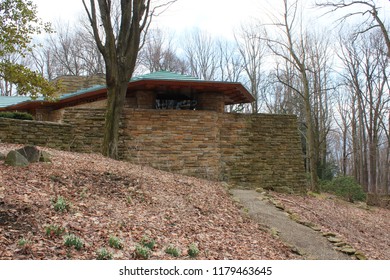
(0, 108, 305, 192)
(120, 109, 221, 180)
(0, 118, 72, 150)
(53, 75, 106, 95)
(196, 92, 225, 112)
(221, 113, 305, 192)
(62, 108, 106, 153)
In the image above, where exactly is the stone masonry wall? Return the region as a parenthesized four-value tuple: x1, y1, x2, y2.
(53, 75, 106, 95)
(221, 113, 306, 192)
(196, 92, 225, 113)
(120, 109, 221, 180)
(0, 108, 305, 192)
(119, 109, 305, 191)
(0, 118, 72, 150)
(62, 108, 106, 153)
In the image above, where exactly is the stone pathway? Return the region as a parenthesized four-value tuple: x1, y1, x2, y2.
(231, 189, 354, 260)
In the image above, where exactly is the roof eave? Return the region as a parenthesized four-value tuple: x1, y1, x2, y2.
(128, 79, 254, 104)
(0, 78, 254, 111)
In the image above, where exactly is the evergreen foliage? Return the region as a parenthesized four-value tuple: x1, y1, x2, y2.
(0, 111, 33, 120)
(321, 176, 366, 202)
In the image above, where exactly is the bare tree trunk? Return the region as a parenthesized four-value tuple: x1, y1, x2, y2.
(265, 0, 320, 191)
(351, 100, 360, 181)
(358, 99, 369, 191)
(82, 0, 157, 159)
(303, 75, 319, 191)
(103, 80, 128, 157)
(386, 140, 390, 195)
(386, 112, 390, 195)
(342, 123, 347, 176)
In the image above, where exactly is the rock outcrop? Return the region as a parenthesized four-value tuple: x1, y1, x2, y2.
(16, 145, 40, 163)
(4, 145, 51, 167)
(5, 150, 29, 167)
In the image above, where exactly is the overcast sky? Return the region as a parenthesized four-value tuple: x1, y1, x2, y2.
(32, 0, 389, 39)
(31, 0, 297, 38)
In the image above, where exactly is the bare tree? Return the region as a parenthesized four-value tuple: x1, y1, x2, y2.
(76, 20, 106, 75)
(82, 0, 176, 158)
(28, 20, 106, 80)
(139, 28, 188, 73)
(265, 60, 303, 116)
(47, 23, 84, 76)
(378, 109, 390, 194)
(28, 43, 55, 80)
(182, 28, 219, 80)
(334, 90, 352, 176)
(235, 23, 268, 113)
(306, 30, 334, 180)
(0, 53, 20, 95)
(338, 28, 389, 193)
(317, 0, 390, 58)
(266, 0, 320, 191)
(217, 39, 244, 83)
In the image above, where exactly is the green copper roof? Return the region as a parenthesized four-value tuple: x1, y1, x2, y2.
(59, 84, 106, 100)
(0, 96, 43, 108)
(131, 71, 200, 82)
(0, 71, 249, 110)
(57, 71, 199, 101)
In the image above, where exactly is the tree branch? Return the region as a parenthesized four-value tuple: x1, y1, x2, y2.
(82, 0, 105, 55)
(317, 0, 390, 58)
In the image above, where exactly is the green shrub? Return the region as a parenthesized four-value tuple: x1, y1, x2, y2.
(52, 196, 71, 212)
(134, 244, 150, 259)
(18, 238, 30, 247)
(165, 245, 180, 257)
(0, 111, 33, 120)
(17, 238, 32, 254)
(108, 236, 123, 249)
(187, 243, 199, 258)
(141, 235, 155, 250)
(45, 224, 65, 237)
(64, 234, 83, 250)
(321, 176, 366, 202)
(96, 247, 113, 260)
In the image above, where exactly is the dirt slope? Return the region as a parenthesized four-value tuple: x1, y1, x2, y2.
(0, 144, 294, 260)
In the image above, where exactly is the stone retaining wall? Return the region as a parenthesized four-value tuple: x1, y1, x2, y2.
(120, 109, 221, 180)
(0, 108, 306, 192)
(0, 118, 72, 150)
(119, 109, 305, 191)
(62, 108, 106, 153)
(221, 113, 305, 192)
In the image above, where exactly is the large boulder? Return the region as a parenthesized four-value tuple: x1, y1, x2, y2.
(16, 145, 40, 163)
(5, 150, 29, 167)
(0, 152, 5, 161)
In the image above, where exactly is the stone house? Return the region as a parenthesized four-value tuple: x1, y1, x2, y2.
(0, 71, 305, 192)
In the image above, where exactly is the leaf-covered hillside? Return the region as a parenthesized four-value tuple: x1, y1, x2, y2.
(0, 144, 294, 260)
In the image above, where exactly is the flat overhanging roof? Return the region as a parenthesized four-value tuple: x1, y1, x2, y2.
(0, 71, 254, 111)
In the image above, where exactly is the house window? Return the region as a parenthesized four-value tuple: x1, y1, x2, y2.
(156, 99, 197, 110)
(155, 91, 197, 110)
